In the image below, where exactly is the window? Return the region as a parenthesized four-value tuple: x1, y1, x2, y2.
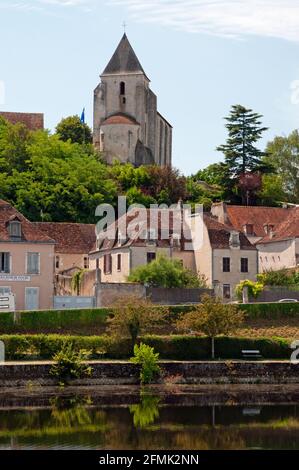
(84, 257, 89, 269)
(26, 252, 40, 275)
(147, 252, 156, 264)
(241, 257, 248, 273)
(128, 131, 132, 148)
(0, 287, 11, 296)
(223, 284, 231, 299)
(120, 81, 125, 95)
(9, 220, 21, 239)
(55, 256, 60, 270)
(244, 224, 254, 236)
(222, 257, 230, 273)
(230, 232, 240, 247)
(104, 254, 112, 274)
(0, 252, 10, 273)
(122, 97, 126, 104)
(117, 253, 122, 271)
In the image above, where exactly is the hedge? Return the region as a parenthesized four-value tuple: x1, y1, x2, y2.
(0, 334, 291, 360)
(0, 302, 298, 334)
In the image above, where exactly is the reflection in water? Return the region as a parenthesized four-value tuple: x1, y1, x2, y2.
(0, 394, 298, 450)
(129, 389, 160, 429)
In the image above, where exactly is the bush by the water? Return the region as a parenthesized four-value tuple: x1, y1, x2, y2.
(0, 333, 291, 360)
(50, 343, 93, 385)
(130, 343, 161, 384)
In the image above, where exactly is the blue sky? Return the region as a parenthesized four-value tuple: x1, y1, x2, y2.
(1, 0, 299, 174)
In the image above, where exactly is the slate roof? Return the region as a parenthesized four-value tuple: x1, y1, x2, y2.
(0, 200, 54, 243)
(102, 34, 148, 78)
(0, 111, 44, 130)
(91, 209, 255, 253)
(225, 205, 290, 238)
(204, 215, 256, 250)
(257, 207, 299, 244)
(34, 222, 96, 254)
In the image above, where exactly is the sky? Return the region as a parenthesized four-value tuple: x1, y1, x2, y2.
(0, 0, 299, 175)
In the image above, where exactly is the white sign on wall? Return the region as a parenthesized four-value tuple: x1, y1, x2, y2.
(0, 275, 31, 282)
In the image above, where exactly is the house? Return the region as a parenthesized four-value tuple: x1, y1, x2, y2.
(194, 215, 258, 300)
(0, 111, 44, 130)
(34, 222, 96, 273)
(256, 207, 299, 272)
(0, 200, 55, 310)
(211, 202, 290, 244)
(89, 208, 257, 300)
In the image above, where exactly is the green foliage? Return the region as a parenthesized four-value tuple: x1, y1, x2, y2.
(0, 333, 291, 360)
(266, 129, 299, 203)
(235, 279, 264, 300)
(239, 302, 299, 319)
(257, 268, 299, 287)
(257, 174, 286, 206)
(55, 115, 92, 144)
(71, 269, 86, 296)
(107, 295, 168, 351)
(129, 392, 160, 428)
(50, 343, 93, 384)
(128, 254, 207, 288)
(216, 104, 269, 203)
(130, 343, 161, 384)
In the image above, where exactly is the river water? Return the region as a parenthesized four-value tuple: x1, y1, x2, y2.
(0, 386, 298, 450)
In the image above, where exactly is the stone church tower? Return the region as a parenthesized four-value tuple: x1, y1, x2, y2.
(93, 34, 172, 166)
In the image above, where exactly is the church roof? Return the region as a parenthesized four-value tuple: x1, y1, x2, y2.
(102, 114, 139, 126)
(102, 34, 148, 78)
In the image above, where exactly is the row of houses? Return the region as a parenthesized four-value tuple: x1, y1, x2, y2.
(0, 199, 298, 310)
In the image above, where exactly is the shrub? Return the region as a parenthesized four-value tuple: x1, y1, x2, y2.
(50, 343, 93, 385)
(131, 343, 161, 384)
(235, 280, 264, 301)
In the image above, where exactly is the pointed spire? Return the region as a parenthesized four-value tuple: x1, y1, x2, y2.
(102, 34, 148, 78)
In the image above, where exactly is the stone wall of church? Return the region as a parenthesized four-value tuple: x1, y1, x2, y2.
(100, 122, 140, 164)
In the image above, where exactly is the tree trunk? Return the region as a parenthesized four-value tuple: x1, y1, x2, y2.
(211, 337, 215, 359)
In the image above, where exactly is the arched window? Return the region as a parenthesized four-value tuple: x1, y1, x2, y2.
(120, 82, 125, 95)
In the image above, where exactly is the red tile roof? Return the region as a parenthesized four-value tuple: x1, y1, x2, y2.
(204, 215, 256, 250)
(0, 200, 54, 243)
(102, 114, 139, 126)
(0, 111, 44, 130)
(34, 222, 96, 254)
(225, 205, 290, 237)
(257, 207, 299, 244)
(92, 208, 255, 253)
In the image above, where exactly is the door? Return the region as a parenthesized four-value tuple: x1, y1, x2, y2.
(25, 287, 39, 310)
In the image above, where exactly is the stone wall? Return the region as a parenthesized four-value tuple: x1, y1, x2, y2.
(97, 282, 146, 307)
(253, 287, 299, 303)
(0, 361, 298, 387)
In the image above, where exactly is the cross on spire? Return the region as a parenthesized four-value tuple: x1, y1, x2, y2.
(122, 21, 127, 33)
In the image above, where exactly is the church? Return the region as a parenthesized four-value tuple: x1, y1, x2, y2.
(93, 34, 172, 167)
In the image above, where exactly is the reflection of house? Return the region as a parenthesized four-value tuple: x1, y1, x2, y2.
(90, 208, 257, 300)
(0, 200, 55, 310)
(256, 207, 299, 272)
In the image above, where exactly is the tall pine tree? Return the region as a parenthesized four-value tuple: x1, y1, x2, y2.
(217, 105, 269, 204)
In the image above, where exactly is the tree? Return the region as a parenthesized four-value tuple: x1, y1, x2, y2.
(257, 174, 286, 206)
(128, 255, 207, 288)
(176, 295, 244, 359)
(55, 115, 92, 144)
(265, 130, 299, 203)
(217, 105, 269, 204)
(107, 296, 168, 352)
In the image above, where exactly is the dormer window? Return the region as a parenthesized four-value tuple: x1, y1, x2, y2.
(264, 224, 274, 234)
(244, 224, 254, 236)
(9, 220, 21, 240)
(229, 231, 240, 248)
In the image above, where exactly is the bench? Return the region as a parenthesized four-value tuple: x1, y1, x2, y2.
(241, 349, 262, 359)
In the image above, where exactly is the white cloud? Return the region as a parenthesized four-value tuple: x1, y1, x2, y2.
(2, 0, 299, 42)
(109, 0, 299, 42)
